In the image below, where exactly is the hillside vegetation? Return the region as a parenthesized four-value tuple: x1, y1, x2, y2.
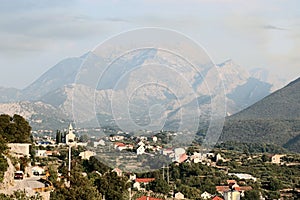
(220, 78, 300, 152)
(0, 114, 32, 183)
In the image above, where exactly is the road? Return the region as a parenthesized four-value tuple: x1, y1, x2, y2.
(0, 176, 46, 196)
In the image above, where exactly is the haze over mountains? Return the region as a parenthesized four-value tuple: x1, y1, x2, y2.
(0, 51, 287, 131)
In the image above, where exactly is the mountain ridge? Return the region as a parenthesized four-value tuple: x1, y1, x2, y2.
(0, 52, 287, 131)
(221, 77, 300, 152)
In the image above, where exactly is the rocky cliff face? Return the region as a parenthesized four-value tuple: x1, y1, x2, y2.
(0, 156, 15, 189)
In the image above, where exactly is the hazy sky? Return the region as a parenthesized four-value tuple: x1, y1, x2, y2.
(0, 0, 299, 89)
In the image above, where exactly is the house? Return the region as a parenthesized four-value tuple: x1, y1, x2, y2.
(216, 153, 224, 162)
(190, 152, 202, 163)
(228, 173, 257, 181)
(114, 142, 134, 151)
(94, 139, 105, 147)
(127, 144, 134, 150)
(174, 192, 185, 199)
(46, 150, 53, 156)
(136, 196, 162, 200)
(114, 142, 127, 151)
(179, 153, 188, 163)
(79, 150, 96, 160)
(129, 174, 136, 181)
(271, 154, 285, 164)
(216, 186, 230, 194)
(8, 143, 31, 158)
(137, 145, 145, 155)
(77, 142, 88, 147)
(133, 178, 155, 190)
(152, 136, 158, 143)
(137, 141, 145, 147)
(162, 148, 173, 156)
(112, 168, 123, 177)
(109, 135, 124, 141)
(32, 166, 45, 176)
(36, 150, 47, 157)
(200, 191, 212, 199)
(235, 186, 252, 197)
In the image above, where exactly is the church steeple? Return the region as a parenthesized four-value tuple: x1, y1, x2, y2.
(66, 123, 76, 145)
(69, 123, 73, 132)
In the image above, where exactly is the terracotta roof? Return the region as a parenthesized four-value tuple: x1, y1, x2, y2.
(216, 186, 229, 192)
(115, 142, 126, 147)
(235, 186, 252, 191)
(135, 178, 155, 183)
(211, 196, 224, 200)
(136, 196, 162, 200)
(179, 153, 188, 163)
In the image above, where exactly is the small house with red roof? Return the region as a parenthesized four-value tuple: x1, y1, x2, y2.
(133, 178, 155, 191)
(211, 196, 224, 200)
(136, 196, 162, 200)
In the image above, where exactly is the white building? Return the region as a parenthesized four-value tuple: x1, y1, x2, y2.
(32, 166, 45, 176)
(79, 150, 96, 160)
(36, 150, 47, 157)
(152, 136, 158, 143)
(94, 139, 105, 147)
(137, 145, 145, 155)
(228, 173, 257, 182)
(174, 192, 185, 199)
(271, 154, 285, 164)
(201, 191, 212, 199)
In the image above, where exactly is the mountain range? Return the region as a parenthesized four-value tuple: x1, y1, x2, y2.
(220, 77, 300, 152)
(0, 51, 286, 131)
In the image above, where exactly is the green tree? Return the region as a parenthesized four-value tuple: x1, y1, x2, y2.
(94, 172, 129, 200)
(79, 134, 89, 143)
(262, 154, 270, 162)
(50, 166, 101, 200)
(243, 190, 260, 200)
(56, 130, 62, 144)
(148, 178, 170, 195)
(0, 114, 31, 143)
(269, 177, 282, 191)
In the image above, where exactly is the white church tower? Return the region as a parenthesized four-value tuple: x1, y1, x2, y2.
(66, 123, 76, 145)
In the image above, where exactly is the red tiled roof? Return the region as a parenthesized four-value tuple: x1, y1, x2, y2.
(136, 196, 162, 200)
(216, 186, 229, 192)
(115, 142, 126, 147)
(235, 186, 252, 191)
(135, 178, 155, 183)
(211, 196, 224, 200)
(179, 153, 188, 163)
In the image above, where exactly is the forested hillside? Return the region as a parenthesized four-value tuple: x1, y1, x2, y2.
(0, 114, 32, 183)
(220, 78, 300, 152)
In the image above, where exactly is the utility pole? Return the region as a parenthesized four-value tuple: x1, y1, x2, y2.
(167, 165, 169, 184)
(68, 144, 71, 187)
(162, 164, 165, 180)
(162, 164, 169, 184)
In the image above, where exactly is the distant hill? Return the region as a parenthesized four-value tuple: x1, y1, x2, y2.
(220, 77, 300, 152)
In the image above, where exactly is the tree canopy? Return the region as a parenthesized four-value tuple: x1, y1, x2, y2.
(0, 114, 32, 143)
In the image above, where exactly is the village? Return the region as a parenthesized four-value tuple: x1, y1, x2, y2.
(0, 123, 299, 200)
